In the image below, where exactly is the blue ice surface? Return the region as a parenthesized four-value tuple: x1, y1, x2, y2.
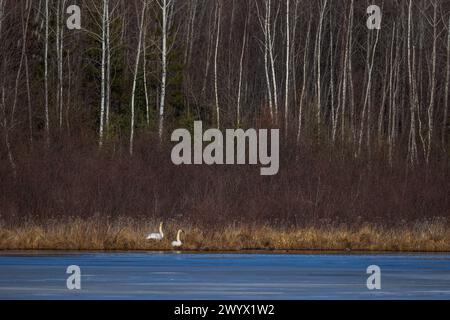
(0, 252, 449, 300)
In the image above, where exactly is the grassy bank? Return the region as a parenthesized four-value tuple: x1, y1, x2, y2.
(1, 217, 449, 252)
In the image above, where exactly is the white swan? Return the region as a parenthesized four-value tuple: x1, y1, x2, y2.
(171, 229, 183, 247)
(146, 222, 164, 240)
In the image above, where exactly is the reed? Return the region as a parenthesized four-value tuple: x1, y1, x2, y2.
(1, 217, 449, 252)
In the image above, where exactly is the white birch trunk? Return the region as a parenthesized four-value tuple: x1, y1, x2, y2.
(297, 16, 311, 143)
(390, 26, 401, 163)
(345, 0, 354, 143)
(105, 0, 111, 131)
(334, 1, 351, 143)
(316, 0, 327, 136)
(329, 8, 335, 141)
(385, 23, 396, 159)
(159, 0, 169, 139)
(25, 55, 33, 144)
(44, 0, 50, 146)
(284, 0, 290, 134)
(227, 0, 235, 97)
(443, 17, 450, 146)
(426, 3, 437, 163)
(261, 0, 273, 119)
(236, 14, 248, 127)
(56, 0, 60, 126)
(377, 48, 390, 147)
(358, 26, 380, 156)
(130, 1, 146, 154)
(214, 2, 221, 129)
(268, 1, 278, 122)
(58, 0, 65, 129)
(143, 27, 150, 127)
(12, 0, 32, 123)
(201, 8, 214, 101)
(99, 0, 107, 147)
(407, 0, 418, 165)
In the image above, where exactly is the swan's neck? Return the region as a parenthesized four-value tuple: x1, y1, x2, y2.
(159, 224, 163, 236)
(176, 230, 181, 242)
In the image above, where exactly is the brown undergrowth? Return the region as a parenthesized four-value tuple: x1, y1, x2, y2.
(1, 217, 449, 252)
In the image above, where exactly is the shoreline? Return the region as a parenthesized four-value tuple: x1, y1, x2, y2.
(1, 248, 450, 254)
(1, 218, 449, 252)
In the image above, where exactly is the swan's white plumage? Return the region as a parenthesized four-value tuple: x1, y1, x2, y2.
(171, 229, 183, 247)
(147, 233, 163, 240)
(146, 222, 164, 240)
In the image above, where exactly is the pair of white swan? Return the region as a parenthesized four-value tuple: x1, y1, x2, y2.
(146, 222, 183, 248)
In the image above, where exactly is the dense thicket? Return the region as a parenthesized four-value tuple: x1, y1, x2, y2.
(0, 1, 449, 223)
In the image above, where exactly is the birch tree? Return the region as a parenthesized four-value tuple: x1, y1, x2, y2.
(316, 0, 327, 137)
(346, 0, 355, 143)
(297, 14, 311, 142)
(255, 0, 273, 120)
(329, 7, 335, 142)
(236, 11, 249, 127)
(443, 17, 450, 147)
(384, 22, 396, 158)
(11, 0, 32, 124)
(142, 26, 150, 127)
(214, 1, 221, 129)
(407, 0, 418, 165)
(358, 18, 380, 157)
(130, 0, 146, 155)
(56, 0, 65, 129)
(44, 0, 50, 146)
(333, 1, 352, 143)
(284, 0, 290, 134)
(158, 0, 174, 139)
(105, 0, 111, 131)
(388, 24, 400, 165)
(378, 25, 395, 148)
(183, 0, 197, 113)
(268, 0, 279, 122)
(99, 0, 107, 148)
(200, 7, 214, 103)
(426, 1, 437, 163)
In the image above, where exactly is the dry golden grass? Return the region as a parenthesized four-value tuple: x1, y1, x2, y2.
(0, 217, 449, 252)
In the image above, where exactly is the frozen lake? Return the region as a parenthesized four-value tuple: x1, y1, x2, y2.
(0, 252, 449, 300)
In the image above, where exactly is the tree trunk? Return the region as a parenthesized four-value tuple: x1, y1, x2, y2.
(316, 0, 327, 137)
(214, 1, 221, 129)
(443, 17, 450, 147)
(130, 1, 146, 154)
(44, 0, 50, 146)
(345, 0, 354, 143)
(267, 0, 278, 122)
(426, 2, 437, 163)
(284, 0, 290, 135)
(407, 0, 418, 165)
(143, 27, 150, 127)
(105, 0, 111, 131)
(297, 15, 311, 143)
(159, 0, 169, 139)
(236, 13, 248, 127)
(358, 24, 380, 157)
(99, 0, 107, 148)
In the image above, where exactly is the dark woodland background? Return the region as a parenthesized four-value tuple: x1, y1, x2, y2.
(0, 0, 449, 227)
